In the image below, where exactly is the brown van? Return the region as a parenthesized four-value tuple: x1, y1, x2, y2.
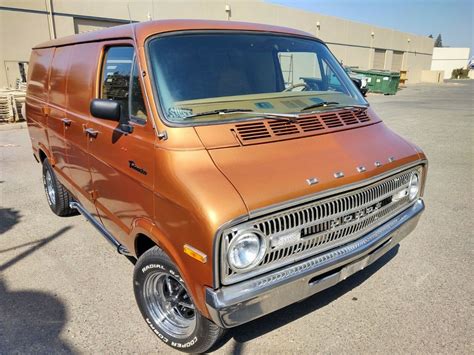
(26, 19, 427, 352)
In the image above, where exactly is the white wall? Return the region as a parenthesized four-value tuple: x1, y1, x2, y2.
(0, 0, 435, 86)
(431, 48, 471, 79)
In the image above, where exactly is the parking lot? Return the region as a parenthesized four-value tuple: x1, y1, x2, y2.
(0, 81, 472, 354)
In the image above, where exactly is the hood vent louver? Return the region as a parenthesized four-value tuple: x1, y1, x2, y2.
(234, 109, 372, 144)
(268, 121, 299, 136)
(234, 122, 272, 141)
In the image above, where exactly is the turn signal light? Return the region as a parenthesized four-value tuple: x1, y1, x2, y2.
(184, 244, 207, 263)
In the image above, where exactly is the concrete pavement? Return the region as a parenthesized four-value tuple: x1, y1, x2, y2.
(0, 81, 472, 353)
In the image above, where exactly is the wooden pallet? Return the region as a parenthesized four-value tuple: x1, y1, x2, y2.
(0, 88, 26, 123)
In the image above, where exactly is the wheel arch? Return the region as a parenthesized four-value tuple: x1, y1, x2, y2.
(131, 223, 212, 319)
(135, 233, 157, 259)
(37, 143, 53, 165)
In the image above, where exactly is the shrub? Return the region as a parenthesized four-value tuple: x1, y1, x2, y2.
(451, 68, 469, 79)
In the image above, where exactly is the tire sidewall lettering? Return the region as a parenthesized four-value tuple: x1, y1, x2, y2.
(141, 263, 165, 274)
(171, 336, 198, 349)
(141, 262, 184, 283)
(145, 317, 169, 343)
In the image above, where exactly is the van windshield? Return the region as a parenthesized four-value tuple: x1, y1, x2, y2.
(147, 32, 367, 124)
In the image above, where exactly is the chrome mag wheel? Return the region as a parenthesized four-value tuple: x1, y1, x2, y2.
(143, 271, 196, 339)
(44, 169, 56, 205)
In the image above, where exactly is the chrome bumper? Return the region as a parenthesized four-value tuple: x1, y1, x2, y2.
(206, 199, 424, 328)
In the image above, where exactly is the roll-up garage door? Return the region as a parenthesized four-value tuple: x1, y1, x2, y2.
(373, 49, 386, 69)
(391, 51, 404, 72)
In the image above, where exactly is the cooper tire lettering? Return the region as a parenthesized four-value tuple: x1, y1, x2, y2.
(171, 336, 198, 349)
(146, 318, 168, 343)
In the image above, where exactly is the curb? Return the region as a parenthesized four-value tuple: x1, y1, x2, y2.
(0, 122, 27, 131)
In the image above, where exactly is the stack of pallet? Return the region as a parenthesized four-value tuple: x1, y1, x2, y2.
(0, 88, 26, 123)
(17, 81, 27, 91)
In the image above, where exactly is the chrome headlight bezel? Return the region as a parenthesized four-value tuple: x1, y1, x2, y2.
(408, 171, 421, 201)
(226, 229, 267, 273)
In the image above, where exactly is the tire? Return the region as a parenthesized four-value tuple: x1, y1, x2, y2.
(42, 159, 77, 217)
(133, 246, 224, 353)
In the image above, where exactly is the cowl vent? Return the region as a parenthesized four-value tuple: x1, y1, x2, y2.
(234, 109, 372, 144)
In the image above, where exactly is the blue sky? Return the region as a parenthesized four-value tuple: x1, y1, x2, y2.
(267, 0, 473, 53)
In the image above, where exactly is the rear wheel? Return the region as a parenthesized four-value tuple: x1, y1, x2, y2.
(42, 159, 77, 216)
(133, 246, 224, 353)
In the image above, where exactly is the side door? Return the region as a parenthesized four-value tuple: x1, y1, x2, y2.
(47, 46, 71, 177)
(87, 43, 155, 243)
(63, 42, 102, 215)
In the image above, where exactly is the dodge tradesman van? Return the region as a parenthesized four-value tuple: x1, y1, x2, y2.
(26, 20, 427, 352)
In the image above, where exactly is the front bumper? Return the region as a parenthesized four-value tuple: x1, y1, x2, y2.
(206, 199, 424, 328)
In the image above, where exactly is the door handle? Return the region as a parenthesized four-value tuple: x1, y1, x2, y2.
(84, 128, 99, 138)
(61, 118, 72, 127)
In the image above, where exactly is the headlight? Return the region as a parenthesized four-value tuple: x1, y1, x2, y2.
(408, 171, 420, 200)
(361, 78, 367, 87)
(227, 229, 266, 271)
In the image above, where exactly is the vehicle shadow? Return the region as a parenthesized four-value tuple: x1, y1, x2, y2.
(215, 245, 399, 353)
(0, 207, 22, 235)
(0, 278, 75, 353)
(0, 226, 72, 272)
(0, 226, 76, 353)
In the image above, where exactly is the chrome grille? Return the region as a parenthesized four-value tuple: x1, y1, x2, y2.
(220, 166, 422, 285)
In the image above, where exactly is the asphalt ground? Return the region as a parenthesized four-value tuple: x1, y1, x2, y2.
(0, 81, 473, 354)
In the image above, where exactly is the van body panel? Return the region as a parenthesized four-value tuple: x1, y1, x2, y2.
(207, 121, 421, 212)
(26, 48, 54, 159)
(63, 42, 103, 214)
(33, 20, 312, 50)
(148, 147, 248, 316)
(47, 46, 72, 175)
(88, 117, 156, 244)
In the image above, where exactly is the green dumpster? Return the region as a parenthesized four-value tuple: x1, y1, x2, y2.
(352, 69, 400, 95)
(386, 71, 401, 94)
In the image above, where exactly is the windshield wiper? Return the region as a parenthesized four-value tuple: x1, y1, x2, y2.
(341, 104, 369, 112)
(183, 108, 255, 120)
(183, 108, 298, 123)
(300, 101, 340, 112)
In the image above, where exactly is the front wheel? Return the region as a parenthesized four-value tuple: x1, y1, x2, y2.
(133, 247, 224, 353)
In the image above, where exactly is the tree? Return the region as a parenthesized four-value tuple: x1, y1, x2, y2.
(428, 34, 433, 39)
(434, 34, 443, 47)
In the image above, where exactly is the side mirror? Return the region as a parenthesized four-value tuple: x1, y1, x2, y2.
(351, 78, 362, 89)
(90, 99, 121, 121)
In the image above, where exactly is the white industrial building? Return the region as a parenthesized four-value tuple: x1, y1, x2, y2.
(431, 47, 472, 79)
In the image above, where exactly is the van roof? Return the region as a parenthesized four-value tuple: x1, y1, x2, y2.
(33, 19, 314, 49)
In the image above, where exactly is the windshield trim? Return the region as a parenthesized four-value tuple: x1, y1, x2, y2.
(145, 30, 368, 128)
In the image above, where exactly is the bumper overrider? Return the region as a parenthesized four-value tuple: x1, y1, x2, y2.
(206, 199, 424, 328)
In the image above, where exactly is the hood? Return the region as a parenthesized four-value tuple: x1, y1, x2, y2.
(350, 73, 368, 81)
(196, 119, 421, 213)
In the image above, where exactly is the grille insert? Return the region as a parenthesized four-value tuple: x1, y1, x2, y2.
(234, 110, 371, 144)
(220, 166, 421, 285)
